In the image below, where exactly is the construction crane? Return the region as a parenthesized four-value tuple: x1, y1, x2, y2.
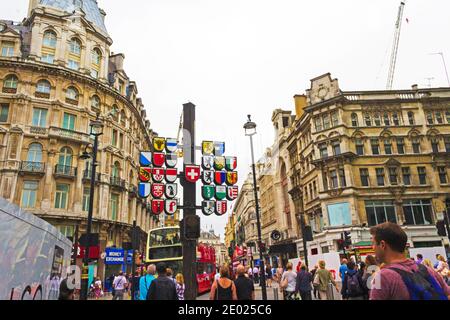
(386, 1, 406, 90)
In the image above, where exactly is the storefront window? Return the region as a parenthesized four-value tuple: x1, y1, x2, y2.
(403, 200, 433, 225)
(365, 201, 397, 226)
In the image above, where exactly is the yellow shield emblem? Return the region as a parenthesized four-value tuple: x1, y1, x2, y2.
(153, 137, 166, 152)
(226, 171, 238, 186)
(202, 141, 214, 155)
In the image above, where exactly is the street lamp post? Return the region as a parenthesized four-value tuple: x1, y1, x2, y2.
(243, 115, 267, 301)
(79, 118, 104, 300)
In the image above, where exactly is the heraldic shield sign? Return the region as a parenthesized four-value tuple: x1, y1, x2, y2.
(153, 152, 165, 167)
(165, 199, 178, 215)
(214, 171, 226, 185)
(138, 183, 150, 198)
(225, 156, 237, 171)
(151, 183, 165, 199)
(216, 200, 227, 216)
(214, 156, 225, 171)
(165, 168, 178, 183)
(184, 165, 200, 183)
(140, 152, 152, 166)
(214, 142, 225, 156)
(152, 168, 165, 183)
(165, 183, 178, 199)
(227, 186, 239, 201)
(202, 141, 214, 155)
(226, 171, 238, 186)
(202, 201, 215, 216)
(139, 167, 151, 182)
(202, 185, 215, 200)
(151, 199, 164, 215)
(153, 137, 166, 152)
(165, 153, 177, 168)
(166, 138, 178, 153)
(201, 156, 214, 170)
(215, 185, 227, 201)
(202, 170, 213, 185)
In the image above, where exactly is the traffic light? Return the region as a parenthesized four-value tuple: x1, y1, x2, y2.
(436, 220, 447, 237)
(337, 239, 344, 251)
(304, 226, 313, 242)
(182, 215, 200, 240)
(343, 231, 352, 247)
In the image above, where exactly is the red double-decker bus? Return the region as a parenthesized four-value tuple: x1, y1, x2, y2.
(145, 226, 216, 294)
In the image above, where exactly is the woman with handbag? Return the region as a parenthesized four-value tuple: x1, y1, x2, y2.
(314, 260, 338, 300)
(280, 262, 297, 300)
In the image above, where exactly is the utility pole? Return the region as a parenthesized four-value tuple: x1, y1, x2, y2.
(131, 220, 137, 300)
(181, 102, 198, 300)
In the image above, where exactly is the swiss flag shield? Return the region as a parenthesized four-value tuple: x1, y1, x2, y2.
(153, 153, 165, 167)
(184, 165, 200, 183)
(151, 183, 165, 199)
(151, 200, 164, 215)
(165, 168, 178, 183)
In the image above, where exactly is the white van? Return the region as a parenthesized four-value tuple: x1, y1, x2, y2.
(0, 197, 72, 300)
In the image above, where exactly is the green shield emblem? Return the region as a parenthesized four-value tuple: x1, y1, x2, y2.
(214, 156, 225, 170)
(202, 185, 215, 200)
(215, 185, 227, 200)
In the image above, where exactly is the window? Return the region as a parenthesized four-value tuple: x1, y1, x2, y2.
(119, 132, 124, 149)
(112, 129, 118, 147)
(82, 187, 90, 212)
(351, 113, 358, 127)
(371, 139, 380, 155)
(388, 167, 398, 185)
(364, 113, 371, 126)
(383, 113, 390, 126)
(69, 38, 81, 55)
(58, 147, 73, 169)
(365, 201, 397, 226)
(55, 184, 69, 209)
(21, 181, 39, 208)
(360, 168, 369, 187)
(403, 200, 433, 225)
(402, 167, 411, 185)
(62, 113, 76, 131)
(43, 31, 57, 48)
(112, 162, 120, 178)
(417, 167, 427, 185)
(91, 95, 100, 110)
(431, 138, 439, 153)
(446, 111, 450, 124)
(58, 226, 74, 238)
(319, 143, 328, 158)
(435, 112, 443, 124)
(376, 168, 385, 186)
(412, 138, 421, 154)
(332, 140, 341, 155)
(374, 113, 381, 126)
(68, 59, 79, 70)
(438, 166, 447, 184)
(91, 48, 101, 78)
(339, 168, 347, 187)
(393, 113, 400, 126)
(323, 114, 330, 129)
(315, 117, 323, 131)
(41, 53, 54, 64)
(330, 170, 338, 189)
(120, 110, 126, 126)
(36, 80, 51, 94)
(66, 87, 79, 101)
(426, 112, 433, 125)
(27, 143, 43, 162)
(407, 112, 415, 125)
(118, 80, 124, 95)
(110, 194, 119, 221)
(397, 138, 405, 154)
(355, 139, 364, 155)
(1, 41, 14, 57)
(384, 139, 392, 155)
(0, 104, 9, 122)
(3, 74, 18, 89)
(445, 137, 450, 153)
(331, 112, 339, 127)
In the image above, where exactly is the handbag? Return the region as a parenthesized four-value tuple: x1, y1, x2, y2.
(313, 273, 320, 288)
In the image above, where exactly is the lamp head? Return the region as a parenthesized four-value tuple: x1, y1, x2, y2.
(244, 115, 257, 136)
(80, 151, 92, 160)
(90, 119, 104, 136)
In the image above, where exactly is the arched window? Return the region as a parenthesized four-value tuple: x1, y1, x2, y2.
(36, 80, 51, 94)
(91, 95, 100, 110)
(58, 147, 73, 174)
(68, 38, 81, 70)
(408, 112, 415, 125)
(66, 86, 79, 102)
(112, 161, 120, 178)
(41, 31, 57, 64)
(27, 143, 43, 162)
(374, 113, 381, 126)
(364, 113, 371, 126)
(383, 113, 390, 126)
(351, 113, 358, 127)
(43, 31, 57, 48)
(91, 48, 101, 78)
(111, 105, 119, 122)
(393, 113, 400, 125)
(120, 110, 126, 126)
(3, 74, 18, 89)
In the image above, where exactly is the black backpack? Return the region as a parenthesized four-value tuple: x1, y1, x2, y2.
(346, 272, 364, 296)
(389, 264, 448, 300)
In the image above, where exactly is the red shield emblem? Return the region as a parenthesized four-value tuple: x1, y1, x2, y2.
(139, 167, 152, 182)
(151, 183, 165, 199)
(152, 168, 165, 183)
(215, 201, 227, 216)
(151, 200, 164, 215)
(165, 168, 178, 183)
(184, 165, 200, 183)
(153, 153, 165, 167)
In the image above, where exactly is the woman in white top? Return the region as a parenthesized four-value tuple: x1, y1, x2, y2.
(281, 262, 297, 300)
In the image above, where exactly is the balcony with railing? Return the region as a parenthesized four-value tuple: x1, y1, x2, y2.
(29, 126, 48, 135)
(110, 176, 126, 189)
(54, 164, 77, 178)
(19, 161, 46, 175)
(82, 169, 101, 182)
(49, 127, 92, 144)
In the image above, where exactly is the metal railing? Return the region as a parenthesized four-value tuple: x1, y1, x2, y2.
(110, 176, 126, 188)
(83, 170, 101, 182)
(54, 164, 77, 177)
(20, 161, 45, 173)
(49, 127, 91, 144)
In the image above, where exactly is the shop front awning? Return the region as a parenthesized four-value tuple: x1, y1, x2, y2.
(268, 242, 297, 255)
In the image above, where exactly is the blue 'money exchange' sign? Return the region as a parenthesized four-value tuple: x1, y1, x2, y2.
(105, 248, 124, 265)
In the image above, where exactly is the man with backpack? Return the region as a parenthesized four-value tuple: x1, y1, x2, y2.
(139, 264, 156, 300)
(341, 261, 365, 300)
(369, 222, 450, 300)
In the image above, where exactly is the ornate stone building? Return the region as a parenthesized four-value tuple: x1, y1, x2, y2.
(0, 0, 159, 280)
(287, 73, 450, 263)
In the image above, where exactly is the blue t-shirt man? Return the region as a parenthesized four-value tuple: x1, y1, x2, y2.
(139, 273, 155, 300)
(339, 261, 348, 284)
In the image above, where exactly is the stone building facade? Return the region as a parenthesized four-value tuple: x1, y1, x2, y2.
(287, 73, 450, 263)
(199, 228, 227, 267)
(0, 0, 159, 280)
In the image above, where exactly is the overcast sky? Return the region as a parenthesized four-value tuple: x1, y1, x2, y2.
(2, 0, 450, 241)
